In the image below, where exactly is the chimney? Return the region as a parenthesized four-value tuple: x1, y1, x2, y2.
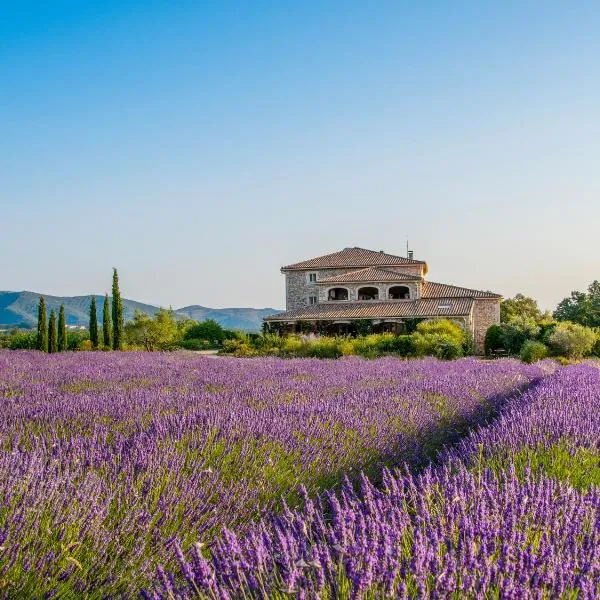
(408, 250, 414, 260)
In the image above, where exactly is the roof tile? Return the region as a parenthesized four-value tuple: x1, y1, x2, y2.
(265, 298, 474, 321)
(317, 267, 421, 284)
(422, 281, 501, 299)
(282, 247, 426, 270)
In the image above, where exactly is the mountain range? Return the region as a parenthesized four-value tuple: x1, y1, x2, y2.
(0, 291, 280, 332)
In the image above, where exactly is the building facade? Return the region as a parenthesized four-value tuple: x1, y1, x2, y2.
(264, 247, 501, 354)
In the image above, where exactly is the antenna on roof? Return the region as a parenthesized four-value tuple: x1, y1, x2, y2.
(406, 236, 414, 260)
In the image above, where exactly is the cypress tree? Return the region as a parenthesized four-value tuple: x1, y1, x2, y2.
(58, 304, 67, 351)
(102, 294, 112, 348)
(89, 296, 99, 349)
(48, 310, 58, 354)
(112, 268, 124, 350)
(37, 296, 48, 352)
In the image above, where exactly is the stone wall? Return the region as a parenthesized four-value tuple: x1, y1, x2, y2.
(471, 299, 501, 354)
(285, 269, 362, 310)
(317, 281, 420, 303)
(285, 267, 422, 309)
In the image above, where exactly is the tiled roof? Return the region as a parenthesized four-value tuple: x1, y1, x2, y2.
(422, 281, 501, 299)
(264, 298, 474, 321)
(282, 247, 426, 271)
(317, 267, 422, 284)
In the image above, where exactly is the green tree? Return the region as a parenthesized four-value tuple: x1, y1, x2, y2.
(501, 294, 545, 323)
(554, 281, 600, 327)
(48, 310, 58, 353)
(58, 304, 67, 351)
(37, 296, 48, 352)
(111, 268, 124, 350)
(102, 294, 112, 348)
(89, 296, 99, 349)
(184, 319, 227, 344)
(547, 322, 596, 359)
(124, 308, 179, 351)
(484, 324, 504, 355)
(499, 315, 541, 355)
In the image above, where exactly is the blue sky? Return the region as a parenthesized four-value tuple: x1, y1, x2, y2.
(1, 2, 599, 310)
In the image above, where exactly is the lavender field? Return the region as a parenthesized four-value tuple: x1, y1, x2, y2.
(0, 352, 597, 597)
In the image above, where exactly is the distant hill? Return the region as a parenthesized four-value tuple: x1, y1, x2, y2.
(0, 291, 280, 332)
(176, 305, 279, 332)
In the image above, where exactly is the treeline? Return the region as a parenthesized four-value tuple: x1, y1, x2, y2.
(2, 267, 237, 352)
(486, 286, 600, 362)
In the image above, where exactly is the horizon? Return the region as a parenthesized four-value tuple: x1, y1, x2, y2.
(2, 3, 599, 312)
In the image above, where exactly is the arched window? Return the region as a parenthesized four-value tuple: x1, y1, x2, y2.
(388, 285, 410, 300)
(327, 287, 348, 301)
(357, 286, 379, 301)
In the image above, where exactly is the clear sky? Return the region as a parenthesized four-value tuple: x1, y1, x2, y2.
(1, 2, 599, 311)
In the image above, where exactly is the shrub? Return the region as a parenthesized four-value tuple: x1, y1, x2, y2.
(385, 334, 415, 356)
(306, 337, 342, 359)
(179, 338, 211, 351)
(519, 340, 549, 363)
(591, 329, 600, 357)
(352, 335, 382, 358)
(547, 322, 597, 359)
(416, 319, 465, 346)
(500, 316, 541, 355)
(221, 339, 257, 356)
(7, 331, 38, 350)
(484, 325, 504, 355)
(413, 333, 463, 360)
(281, 336, 305, 356)
(338, 338, 356, 356)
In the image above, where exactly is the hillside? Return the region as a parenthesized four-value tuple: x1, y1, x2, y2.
(0, 291, 279, 332)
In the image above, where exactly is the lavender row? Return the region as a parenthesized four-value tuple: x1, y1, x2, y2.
(449, 361, 600, 466)
(156, 362, 600, 599)
(155, 466, 600, 599)
(0, 352, 543, 595)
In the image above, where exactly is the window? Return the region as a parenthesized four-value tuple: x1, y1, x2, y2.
(327, 287, 349, 301)
(308, 272, 317, 283)
(357, 286, 379, 301)
(308, 296, 318, 305)
(388, 285, 410, 300)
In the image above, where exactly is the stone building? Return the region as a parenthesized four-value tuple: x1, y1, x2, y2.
(264, 247, 501, 353)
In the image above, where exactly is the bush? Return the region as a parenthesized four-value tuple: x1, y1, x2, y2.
(221, 339, 257, 357)
(385, 334, 415, 356)
(179, 338, 212, 351)
(500, 316, 541, 355)
(7, 331, 38, 350)
(412, 333, 463, 360)
(415, 319, 465, 346)
(183, 319, 227, 344)
(520, 340, 550, 363)
(352, 335, 382, 358)
(547, 322, 597, 359)
(484, 325, 504, 355)
(306, 337, 342, 359)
